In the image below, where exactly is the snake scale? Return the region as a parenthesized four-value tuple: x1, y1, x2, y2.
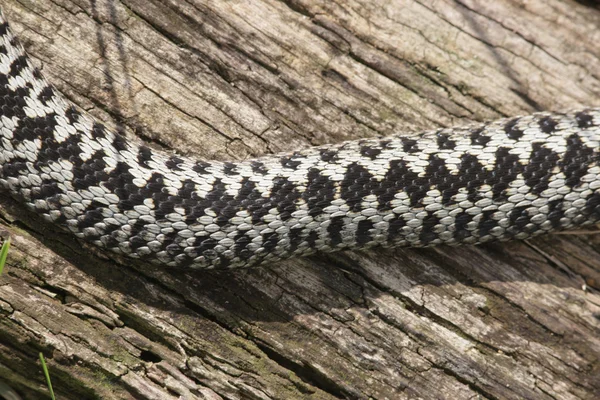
(0, 11, 599, 270)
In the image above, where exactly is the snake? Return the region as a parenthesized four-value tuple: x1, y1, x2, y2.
(0, 11, 599, 270)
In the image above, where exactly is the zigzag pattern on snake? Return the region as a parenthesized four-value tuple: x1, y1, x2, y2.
(0, 11, 599, 269)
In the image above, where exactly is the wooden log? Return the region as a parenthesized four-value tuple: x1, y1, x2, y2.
(0, 0, 599, 398)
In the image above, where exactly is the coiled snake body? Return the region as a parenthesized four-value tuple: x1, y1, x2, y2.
(0, 12, 599, 269)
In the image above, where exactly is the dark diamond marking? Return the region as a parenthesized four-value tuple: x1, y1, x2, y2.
(137, 146, 153, 168)
(91, 122, 107, 139)
(539, 116, 558, 133)
(320, 149, 338, 162)
(504, 118, 524, 140)
(281, 156, 302, 170)
(9, 55, 28, 78)
(356, 219, 373, 245)
(401, 138, 419, 153)
(193, 161, 211, 175)
(470, 128, 491, 147)
(562, 134, 595, 188)
(166, 156, 184, 171)
(522, 143, 560, 194)
(303, 168, 336, 217)
(251, 161, 269, 175)
(436, 133, 456, 150)
(360, 145, 382, 160)
(328, 216, 345, 246)
(575, 111, 594, 129)
(341, 163, 378, 212)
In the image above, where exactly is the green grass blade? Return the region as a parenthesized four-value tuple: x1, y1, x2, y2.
(0, 238, 10, 275)
(39, 353, 56, 400)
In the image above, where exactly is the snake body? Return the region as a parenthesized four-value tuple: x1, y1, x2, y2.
(0, 12, 599, 269)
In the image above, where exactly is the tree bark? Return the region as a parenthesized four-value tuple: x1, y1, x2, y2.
(0, 0, 599, 399)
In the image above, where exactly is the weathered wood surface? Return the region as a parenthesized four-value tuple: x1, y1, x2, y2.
(0, 0, 599, 399)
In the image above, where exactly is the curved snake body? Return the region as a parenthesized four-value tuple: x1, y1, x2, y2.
(0, 12, 599, 269)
